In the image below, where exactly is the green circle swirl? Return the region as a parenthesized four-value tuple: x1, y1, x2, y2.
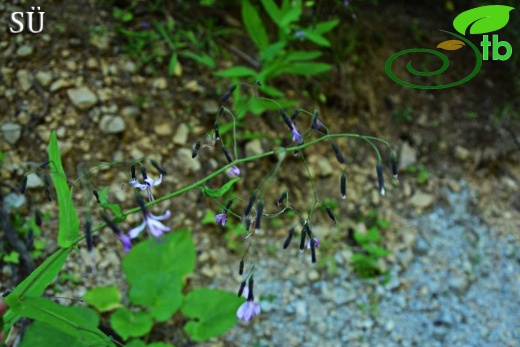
(385, 30, 483, 89)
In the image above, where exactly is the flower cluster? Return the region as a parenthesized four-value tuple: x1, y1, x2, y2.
(236, 278, 260, 322)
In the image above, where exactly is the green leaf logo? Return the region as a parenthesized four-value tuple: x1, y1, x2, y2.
(453, 5, 514, 35)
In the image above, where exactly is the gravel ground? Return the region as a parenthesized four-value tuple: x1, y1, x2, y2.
(216, 181, 520, 347)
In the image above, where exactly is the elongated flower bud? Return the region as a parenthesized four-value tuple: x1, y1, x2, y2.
(85, 221, 93, 253)
(331, 142, 345, 164)
(44, 173, 52, 201)
(135, 194, 147, 211)
(224, 199, 233, 213)
(341, 173, 347, 200)
(238, 280, 246, 297)
(141, 166, 148, 180)
(377, 163, 385, 196)
(20, 175, 28, 194)
(310, 237, 317, 263)
(214, 122, 220, 140)
(222, 146, 233, 164)
(221, 85, 237, 103)
(299, 225, 307, 251)
(291, 109, 300, 121)
(151, 160, 167, 175)
(283, 227, 295, 249)
(26, 228, 34, 251)
(390, 151, 398, 180)
(325, 206, 336, 224)
(93, 190, 100, 203)
(239, 260, 244, 275)
(279, 109, 293, 131)
(39, 160, 50, 168)
(247, 277, 254, 300)
(244, 193, 256, 218)
(101, 213, 121, 234)
(192, 141, 201, 158)
(276, 191, 288, 207)
(34, 209, 42, 226)
(131, 164, 136, 180)
(254, 201, 264, 233)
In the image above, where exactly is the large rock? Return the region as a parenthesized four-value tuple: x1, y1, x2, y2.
(67, 87, 98, 110)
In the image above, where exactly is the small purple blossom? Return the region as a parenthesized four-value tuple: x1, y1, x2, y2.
(129, 174, 163, 201)
(306, 237, 320, 250)
(118, 233, 132, 253)
(129, 197, 171, 239)
(236, 286, 261, 322)
(312, 118, 324, 130)
(229, 166, 241, 176)
(344, 0, 349, 8)
(215, 212, 227, 226)
(291, 128, 303, 144)
(295, 30, 305, 41)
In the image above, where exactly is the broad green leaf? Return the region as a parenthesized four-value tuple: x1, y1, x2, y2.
(181, 288, 243, 341)
(201, 177, 240, 198)
(260, 41, 287, 62)
(129, 272, 183, 322)
(301, 30, 331, 47)
(48, 131, 79, 247)
(280, 62, 331, 75)
(19, 321, 81, 347)
(280, 6, 302, 27)
(123, 230, 195, 284)
(453, 5, 514, 35)
(285, 50, 323, 61)
(98, 187, 124, 222)
(110, 308, 153, 340)
(214, 66, 257, 78)
(261, 0, 282, 23)
(9, 296, 112, 346)
(126, 340, 147, 347)
(242, 0, 269, 51)
(180, 51, 216, 69)
(314, 19, 340, 34)
(83, 285, 122, 312)
(260, 84, 284, 98)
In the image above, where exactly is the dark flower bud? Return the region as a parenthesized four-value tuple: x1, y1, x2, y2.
(239, 260, 244, 275)
(238, 280, 247, 297)
(341, 173, 347, 200)
(131, 164, 136, 180)
(135, 194, 147, 211)
(254, 201, 264, 232)
(151, 160, 167, 175)
(279, 109, 293, 131)
(325, 206, 336, 224)
(101, 213, 121, 235)
(20, 175, 28, 194)
(377, 163, 385, 196)
(85, 221, 93, 253)
(391, 151, 398, 180)
(310, 238, 317, 263)
(221, 85, 237, 103)
(299, 225, 307, 251)
(244, 219, 251, 231)
(222, 146, 233, 164)
(39, 160, 50, 168)
(44, 187, 52, 202)
(44, 173, 52, 201)
(214, 122, 220, 140)
(26, 228, 34, 251)
(192, 141, 201, 158)
(291, 109, 300, 121)
(247, 277, 254, 300)
(276, 191, 288, 207)
(141, 166, 148, 180)
(93, 190, 100, 203)
(331, 141, 345, 164)
(283, 227, 295, 249)
(34, 209, 42, 226)
(244, 193, 257, 218)
(224, 199, 233, 213)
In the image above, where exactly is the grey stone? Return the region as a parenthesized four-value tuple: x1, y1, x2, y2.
(154, 123, 173, 136)
(409, 191, 435, 209)
(152, 77, 167, 89)
(448, 275, 469, 295)
(26, 173, 44, 188)
(99, 115, 125, 134)
(16, 44, 33, 57)
(173, 123, 189, 145)
(414, 237, 429, 256)
(67, 87, 98, 110)
(175, 148, 201, 173)
(35, 71, 53, 87)
(1, 123, 22, 144)
(16, 70, 32, 91)
(121, 106, 140, 117)
(49, 79, 71, 92)
(245, 140, 263, 157)
(3, 192, 27, 213)
(398, 142, 417, 169)
(202, 100, 219, 114)
(454, 145, 471, 161)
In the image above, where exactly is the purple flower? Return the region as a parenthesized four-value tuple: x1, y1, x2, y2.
(291, 128, 303, 144)
(295, 30, 305, 40)
(344, 0, 349, 8)
(312, 118, 324, 130)
(129, 174, 163, 201)
(128, 196, 171, 239)
(118, 233, 132, 253)
(229, 166, 241, 176)
(306, 237, 320, 249)
(236, 286, 261, 322)
(215, 212, 227, 226)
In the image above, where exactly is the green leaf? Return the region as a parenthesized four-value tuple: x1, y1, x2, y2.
(301, 30, 331, 46)
(280, 62, 331, 75)
(285, 50, 323, 61)
(242, 0, 269, 51)
(260, 41, 287, 62)
(180, 51, 216, 69)
(280, 6, 302, 27)
(364, 244, 391, 257)
(48, 131, 79, 247)
(9, 296, 112, 346)
(260, 84, 284, 98)
(110, 308, 153, 340)
(123, 230, 195, 284)
(261, 0, 282, 23)
(314, 19, 340, 34)
(83, 285, 122, 312)
(126, 340, 147, 347)
(453, 5, 514, 35)
(129, 272, 183, 322)
(181, 288, 243, 341)
(214, 66, 258, 78)
(20, 321, 82, 347)
(97, 187, 124, 222)
(201, 177, 240, 198)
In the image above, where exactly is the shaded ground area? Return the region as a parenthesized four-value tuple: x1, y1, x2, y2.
(1, 0, 519, 346)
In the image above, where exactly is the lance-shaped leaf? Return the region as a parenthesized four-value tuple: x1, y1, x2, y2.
(242, 0, 269, 51)
(48, 131, 79, 247)
(453, 5, 514, 35)
(437, 39, 465, 50)
(201, 177, 240, 198)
